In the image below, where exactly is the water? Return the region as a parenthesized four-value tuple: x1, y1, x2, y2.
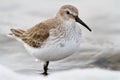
(0, 0, 120, 76)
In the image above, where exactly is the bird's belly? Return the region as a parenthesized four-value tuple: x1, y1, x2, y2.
(24, 40, 80, 61)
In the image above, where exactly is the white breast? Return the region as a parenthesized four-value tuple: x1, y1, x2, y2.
(24, 21, 81, 61)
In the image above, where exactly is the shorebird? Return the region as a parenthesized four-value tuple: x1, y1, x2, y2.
(8, 5, 92, 75)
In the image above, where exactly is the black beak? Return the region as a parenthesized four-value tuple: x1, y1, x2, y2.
(75, 16, 92, 32)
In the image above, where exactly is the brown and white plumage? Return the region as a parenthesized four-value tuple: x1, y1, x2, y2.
(8, 5, 92, 75)
(10, 18, 59, 48)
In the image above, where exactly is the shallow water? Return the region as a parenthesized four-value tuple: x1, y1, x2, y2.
(0, 0, 120, 75)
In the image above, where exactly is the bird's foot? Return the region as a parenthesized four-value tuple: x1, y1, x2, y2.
(41, 72, 48, 76)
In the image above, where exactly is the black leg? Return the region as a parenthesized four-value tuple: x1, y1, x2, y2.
(42, 61, 49, 75)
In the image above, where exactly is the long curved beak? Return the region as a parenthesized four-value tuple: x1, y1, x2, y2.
(75, 16, 92, 32)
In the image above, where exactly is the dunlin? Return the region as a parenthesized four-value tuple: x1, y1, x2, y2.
(8, 5, 92, 75)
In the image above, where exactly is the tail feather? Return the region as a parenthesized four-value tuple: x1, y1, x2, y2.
(8, 29, 25, 38)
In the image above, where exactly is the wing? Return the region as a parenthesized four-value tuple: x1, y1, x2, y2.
(10, 23, 53, 48)
(10, 18, 58, 48)
(21, 23, 51, 48)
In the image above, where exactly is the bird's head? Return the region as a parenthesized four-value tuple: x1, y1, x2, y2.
(56, 5, 92, 32)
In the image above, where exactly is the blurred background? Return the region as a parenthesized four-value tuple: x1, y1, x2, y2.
(0, 0, 120, 75)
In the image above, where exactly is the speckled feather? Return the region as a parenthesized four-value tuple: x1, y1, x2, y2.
(10, 18, 61, 48)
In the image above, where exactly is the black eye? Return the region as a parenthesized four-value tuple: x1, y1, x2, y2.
(66, 11, 70, 14)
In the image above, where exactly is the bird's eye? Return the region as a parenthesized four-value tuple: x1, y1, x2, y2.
(66, 11, 70, 14)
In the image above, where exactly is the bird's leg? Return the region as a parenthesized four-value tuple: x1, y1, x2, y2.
(42, 61, 49, 75)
